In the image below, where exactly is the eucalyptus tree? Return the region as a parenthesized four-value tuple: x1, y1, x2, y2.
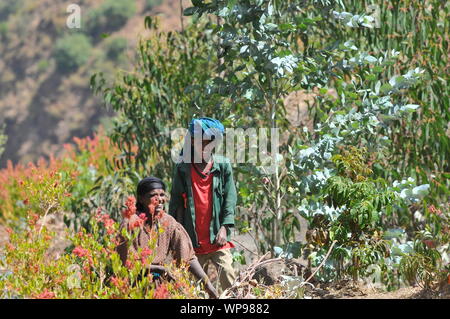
(185, 0, 430, 283)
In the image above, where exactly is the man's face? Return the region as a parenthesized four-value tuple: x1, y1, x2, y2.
(139, 188, 166, 214)
(191, 137, 214, 162)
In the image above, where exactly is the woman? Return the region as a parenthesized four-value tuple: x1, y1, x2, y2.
(116, 176, 218, 299)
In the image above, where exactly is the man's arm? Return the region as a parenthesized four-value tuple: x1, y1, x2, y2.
(221, 161, 237, 227)
(215, 162, 237, 245)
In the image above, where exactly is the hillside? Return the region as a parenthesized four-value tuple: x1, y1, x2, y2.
(0, 0, 191, 167)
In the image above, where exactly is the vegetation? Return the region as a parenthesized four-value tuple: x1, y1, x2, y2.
(0, 126, 6, 159)
(0, 1, 22, 20)
(104, 37, 128, 60)
(54, 34, 93, 72)
(85, 0, 137, 39)
(0, 0, 449, 299)
(0, 0, 150, 166)
(145, 0, 164, 12)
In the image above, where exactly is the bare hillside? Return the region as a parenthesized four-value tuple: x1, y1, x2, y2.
(0, 0, 191, 166)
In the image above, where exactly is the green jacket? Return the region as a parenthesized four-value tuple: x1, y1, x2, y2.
(168, 154, 237, 248)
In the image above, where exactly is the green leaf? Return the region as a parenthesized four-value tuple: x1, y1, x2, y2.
(402, 104, 420, 113)
(183, 7, 197, 16)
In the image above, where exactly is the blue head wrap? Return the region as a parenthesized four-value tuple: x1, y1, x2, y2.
(188, 117, 224, 139)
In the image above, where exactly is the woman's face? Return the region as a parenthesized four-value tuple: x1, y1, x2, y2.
(139, 188, 166, 214)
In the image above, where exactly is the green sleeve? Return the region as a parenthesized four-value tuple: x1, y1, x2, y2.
(221, 161, 237, 227)
(168, 164, 184, 219)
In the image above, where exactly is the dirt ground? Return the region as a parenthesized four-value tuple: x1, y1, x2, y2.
(305, 279, 450, 299)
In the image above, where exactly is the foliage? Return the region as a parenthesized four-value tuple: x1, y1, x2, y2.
(0, 22, 8, 41)
(184, 0, 425, 254)
(1, 0, 449, 298)
(0, 129, 119, 229)
(0, 209, 205, 299)
(183, 0, 447, 291)
(0, 156, 74, 224)
(85, 0, 137, 39)
(104, 37, 128, 60)
(91, 17, 223, 179)
(62, 129, 131, 231)
(0, 1, 22, 20)
(298, 146, 394, 280)
(337, 0, 450, 206)
(0, 125, 6, 159)
(185, 0, 341, 250)
(145, 0, 163, 12)
(54, 34, 93, 72)
(399, 203, 450, 290)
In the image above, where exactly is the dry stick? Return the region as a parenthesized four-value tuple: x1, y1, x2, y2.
(179, 0, 184, 32)
(231, 238, 259, 256)
(221, 253, 269, 298)
(38, 202, 57, 235)
(244, 257, 283, 298)
(222, 253, 284, 299)
(300, 240, 337, 287)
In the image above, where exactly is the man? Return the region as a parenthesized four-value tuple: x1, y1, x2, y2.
(169, 118, 237, 292)
(116, 176, 218, 299)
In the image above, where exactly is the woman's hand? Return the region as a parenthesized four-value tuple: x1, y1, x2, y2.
(215, 225, 228, 246)
(149, 265, 176, 281)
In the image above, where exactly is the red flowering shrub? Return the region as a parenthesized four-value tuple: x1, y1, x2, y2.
(73, 246, 90, 258)
(0, 207, 206, 299)
(122, 196, 137, 219)
(35, 289, 56, 299)
(153, 283, 169, 299)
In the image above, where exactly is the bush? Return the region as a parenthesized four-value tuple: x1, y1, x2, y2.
(0, 125, 6, 159)
(144, 0, 163, 11)
(0, 209, 204, 299)
(54, 34, 92, 72)
(0, 1, 21, 20)
(104, 37, 128, 60)
(0, 22, 8, 40)
(86, 0, 136, 38)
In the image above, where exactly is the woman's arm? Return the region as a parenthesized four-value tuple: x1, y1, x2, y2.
(148, 265, 176, 281)
(188, 258, 219, 299)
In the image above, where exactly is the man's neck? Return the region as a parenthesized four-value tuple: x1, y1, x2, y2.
(194, 158, 213, 174)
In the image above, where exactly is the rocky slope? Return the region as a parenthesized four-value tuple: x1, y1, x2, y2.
(0, 0, 191, 167)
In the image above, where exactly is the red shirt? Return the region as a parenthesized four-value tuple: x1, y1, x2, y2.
(191, 163, 234, 255)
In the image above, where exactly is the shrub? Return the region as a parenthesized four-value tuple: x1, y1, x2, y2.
(104, 37, 128, 60)
(0, 124, 6, 159)
(0, 209, 204, 299)
(0, 22, 8, 40)
(37, 59, 50, 73)
(0, 1, 21, 20)
(0, 128, 117, 226)
(144, 0, 163, 11)
(54, 34, 92, 72)
(85, 0, 136, 38)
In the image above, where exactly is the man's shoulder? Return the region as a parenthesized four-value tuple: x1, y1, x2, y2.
(174, 161, 189, 173)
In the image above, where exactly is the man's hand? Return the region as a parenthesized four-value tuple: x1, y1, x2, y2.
(215, 225, 228, 246)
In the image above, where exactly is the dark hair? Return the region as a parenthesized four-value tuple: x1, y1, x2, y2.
(136, 176, 166, 212)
